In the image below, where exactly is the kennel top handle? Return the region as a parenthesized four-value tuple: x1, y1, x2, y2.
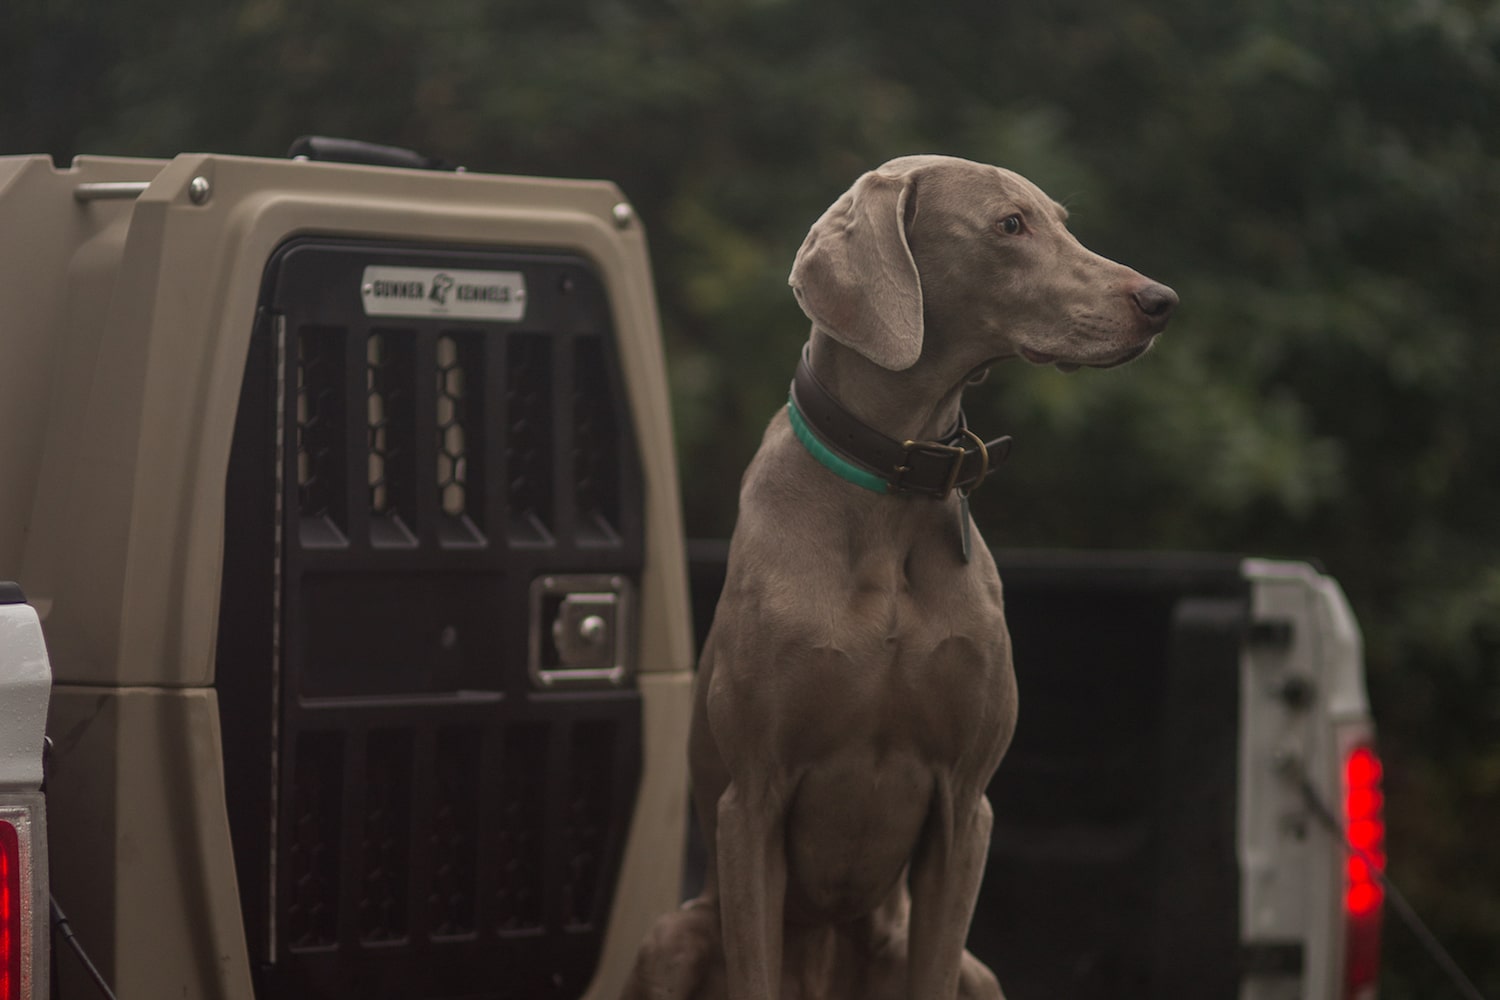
(66, 139, 456, 205)
(7, 149, 693, 689)
(285, 136, 462, 172)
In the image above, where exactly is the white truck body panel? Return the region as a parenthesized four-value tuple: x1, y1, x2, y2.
(1241, 559, 1372, 1000)
(0, 602, 51, 788)
(0, 597, 53, 1000)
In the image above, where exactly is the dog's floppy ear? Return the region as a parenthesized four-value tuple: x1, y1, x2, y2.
(788, 170, 923, 371)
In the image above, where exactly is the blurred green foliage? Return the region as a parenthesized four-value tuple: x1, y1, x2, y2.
(4, 0, 1497, 994)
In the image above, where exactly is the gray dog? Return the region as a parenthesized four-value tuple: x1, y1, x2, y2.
(624, 155, 1177, 1000)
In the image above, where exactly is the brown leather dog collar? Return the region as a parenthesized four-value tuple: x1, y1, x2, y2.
(788, 350, 1012, 498)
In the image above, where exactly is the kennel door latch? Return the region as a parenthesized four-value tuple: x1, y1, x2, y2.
(529, 575, 634, 688)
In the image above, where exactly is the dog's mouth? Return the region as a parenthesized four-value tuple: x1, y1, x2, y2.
(1019, 340, 1153, 372)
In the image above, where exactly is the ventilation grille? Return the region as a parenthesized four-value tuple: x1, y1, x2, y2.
(506, 333, 553, 542)
(296, 327, 347, 541)
(430, 727, 481, 938)
(561, 720, 615, 927)
(360, 729, 412, 943)
(280, 719, 631, 948)
(287, 731, 343, 951)
(496, 724, 548, 933)
(436, 333, 484, 539)
(366, 331, 418, 545)
(573, 336, 621, 543)
(290, 323, 630, 549)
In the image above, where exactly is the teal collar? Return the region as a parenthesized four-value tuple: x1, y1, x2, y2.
(786, 351, 1011, 498)
(787, 396, 892, 493)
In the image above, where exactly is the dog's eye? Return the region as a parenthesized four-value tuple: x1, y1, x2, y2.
(998, 214, 1024, 235)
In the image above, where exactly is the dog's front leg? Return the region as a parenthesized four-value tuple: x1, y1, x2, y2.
(907, 788, 994, 999)
(716, 780, 788, 1000)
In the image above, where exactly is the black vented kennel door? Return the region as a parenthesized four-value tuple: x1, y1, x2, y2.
(217, 239, 645, 1000)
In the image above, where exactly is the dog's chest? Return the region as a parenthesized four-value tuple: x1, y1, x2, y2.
(777, 556, 1016, 918)
(870, 574, 1009, 751)
(776, 548, 1015, 766)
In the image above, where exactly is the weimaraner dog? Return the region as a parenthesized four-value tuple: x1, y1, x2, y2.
(624, 155, 1177, 1000)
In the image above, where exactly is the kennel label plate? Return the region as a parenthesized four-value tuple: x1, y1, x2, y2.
(360, 266, 527, 321)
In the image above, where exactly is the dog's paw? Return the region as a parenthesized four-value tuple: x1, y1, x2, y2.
(621, 900, 722, 1000)
(959, 949, 1005, 1000)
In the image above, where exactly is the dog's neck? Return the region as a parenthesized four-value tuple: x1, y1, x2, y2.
(806, 329, 983, 444)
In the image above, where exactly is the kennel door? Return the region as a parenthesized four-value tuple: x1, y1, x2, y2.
(216, 237, 645, 1000)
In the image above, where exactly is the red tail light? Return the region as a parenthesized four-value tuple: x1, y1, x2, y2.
(0, 802, 43, 1000)
(1342, 743, 1385, 1000)
(0, 817, 20, 1000)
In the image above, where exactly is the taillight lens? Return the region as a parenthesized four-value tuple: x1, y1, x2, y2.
(0, 801, 43, 1000)
(0, 815, 23, 1000)
(1342, 743, 1385, 1000)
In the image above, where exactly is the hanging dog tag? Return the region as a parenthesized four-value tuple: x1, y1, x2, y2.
(959, 493, 973, 563)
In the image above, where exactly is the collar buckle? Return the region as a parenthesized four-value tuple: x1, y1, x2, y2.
(791, 348, 1012, 498)
(893, 438, 969, 498)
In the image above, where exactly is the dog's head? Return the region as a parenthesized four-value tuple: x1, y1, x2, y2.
(789, 154, 1176, 373)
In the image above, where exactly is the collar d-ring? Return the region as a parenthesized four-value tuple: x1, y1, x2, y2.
(957, 427, 989, 496)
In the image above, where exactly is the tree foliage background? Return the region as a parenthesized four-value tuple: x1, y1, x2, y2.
(4, 0, 1497, 995)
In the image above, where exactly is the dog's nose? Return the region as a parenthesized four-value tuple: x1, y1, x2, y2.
(1132, 282, 1179, 325)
